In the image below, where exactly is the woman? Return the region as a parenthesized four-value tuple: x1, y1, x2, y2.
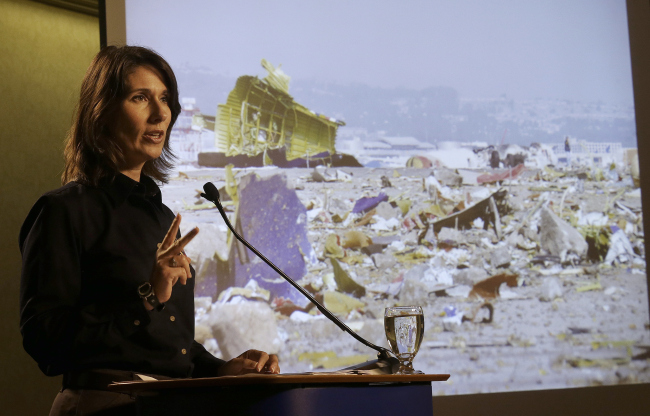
(19, 46, 279, 415)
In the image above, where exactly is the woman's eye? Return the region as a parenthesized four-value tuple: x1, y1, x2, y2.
(132, 94, 146, 102)
(161, 96, 169, 104)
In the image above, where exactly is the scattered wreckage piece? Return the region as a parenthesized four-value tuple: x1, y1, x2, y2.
(603, 187, 629, 213)
(330, 258, 366, 298)
(324, 234, 345, 258)
(323, 290, 366, 315)
(456, 169, 482, 185)
(352, 193, 388, 214)
(469, 273, 519, 300)
(490, 246, 511, 268)
(361, 244, 386, 256)
(432, 168, 463, 187)
(565, 356, 630, 369)
(209, 300, 280, 360)
(216, 279, 270, 304)
(215, 172, 313, 307)
(477, 163, 525, 184)
(186, 221, 229, 299)
(399, 264, 454, 304)
(375, 201, 402, 220)
(365, 275, 404, 298)
(354, 209, 377, 227)
(311, 166, 353, 183)
(539, 277, 563, 302)
(581, 225, 611, 262)
(575, 280, 603, 293)
(528, 185, 569, 192)
(462, 303, 495, 324)
(441, 306, 464, 331)
(605, 229, 639, 265)
(488, 195, 503, 240)
(511, 197, 545, 237)
(272, 295, 318, 316)
(430, 188, 510, 235)
(341, 230, 372, 249)
(490, 150, 501, 168)
(503, 153, 526, 168)
(539, 207, 588, 261)
(406, 155, 433, 168)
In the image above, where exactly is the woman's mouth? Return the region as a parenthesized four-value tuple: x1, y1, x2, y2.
(143, 130, 165, 143)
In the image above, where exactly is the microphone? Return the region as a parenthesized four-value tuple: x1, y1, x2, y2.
(201, 182, 221, 204)
(201, 182, 397, 370)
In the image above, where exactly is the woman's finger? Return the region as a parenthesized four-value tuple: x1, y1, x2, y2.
(159, 227, 199, 259)
(217, 354, 279, 376)
(172, 253, 192, 284)
(239, 358, 261, 374)
(181, 254, 192, 281)
(178, 267, 187, 285)
(160, 214, 181, 251)
(239, 350, 273, 372)
(254, 352, 270, 372)
(175, 227, 199, 252)
(263, 355, 280, 374)
(164, 255, 191, 284)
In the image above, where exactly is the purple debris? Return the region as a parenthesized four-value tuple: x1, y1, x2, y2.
(444, 306, 458, 317)
(216, 173, 312, 307)
(352, 192, 389, 214)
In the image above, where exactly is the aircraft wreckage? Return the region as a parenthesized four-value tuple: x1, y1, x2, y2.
(198, 60, 362, 168)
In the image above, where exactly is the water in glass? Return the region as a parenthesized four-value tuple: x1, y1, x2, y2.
(384, 306, 424, 374)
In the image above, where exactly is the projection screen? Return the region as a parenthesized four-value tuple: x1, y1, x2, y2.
(105, 0, 649, 399)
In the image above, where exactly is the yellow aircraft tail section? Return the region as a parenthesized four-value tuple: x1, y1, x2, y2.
(215, 60, 344, 164)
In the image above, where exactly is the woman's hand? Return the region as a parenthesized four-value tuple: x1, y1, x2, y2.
(147, 214, 199, 308)
(217, 350, 280, 376)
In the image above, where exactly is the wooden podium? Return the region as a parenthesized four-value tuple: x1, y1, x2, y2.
(108, 372, 450, 416)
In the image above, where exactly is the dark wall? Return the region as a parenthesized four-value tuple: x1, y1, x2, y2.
(0, 0, 98, 413)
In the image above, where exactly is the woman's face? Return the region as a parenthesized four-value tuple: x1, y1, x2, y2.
(111, 65, 172, 177)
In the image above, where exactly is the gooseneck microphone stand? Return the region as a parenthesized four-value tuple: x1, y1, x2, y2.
(201, 182, 397, 369)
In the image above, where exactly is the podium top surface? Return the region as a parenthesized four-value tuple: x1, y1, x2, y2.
(108, 373, 450, 393)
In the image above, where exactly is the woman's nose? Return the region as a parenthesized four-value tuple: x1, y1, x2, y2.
(150, 100, 169, 124)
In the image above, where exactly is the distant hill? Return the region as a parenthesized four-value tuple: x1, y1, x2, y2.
(175, 69, 637, 148)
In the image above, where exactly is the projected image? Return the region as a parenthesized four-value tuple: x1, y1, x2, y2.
(126, 0, 649, 394)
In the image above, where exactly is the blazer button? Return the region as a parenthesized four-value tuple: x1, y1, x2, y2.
(170, 316, 176, 322)
(181, 349, 187, 355)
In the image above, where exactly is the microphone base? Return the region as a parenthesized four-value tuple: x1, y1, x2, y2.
(341, 354, 400, 375)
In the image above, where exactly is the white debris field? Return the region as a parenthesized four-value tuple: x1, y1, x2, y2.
(161, 163, 649, 395)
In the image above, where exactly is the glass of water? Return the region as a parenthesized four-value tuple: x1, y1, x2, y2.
(384, 306, 425, 375)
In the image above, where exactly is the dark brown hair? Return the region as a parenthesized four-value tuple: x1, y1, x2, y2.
(62, 46, 181, 185)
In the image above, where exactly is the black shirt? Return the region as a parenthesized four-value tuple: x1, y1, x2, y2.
(19, 174, 224, 378)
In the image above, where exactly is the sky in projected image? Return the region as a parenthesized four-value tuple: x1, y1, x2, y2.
(127, 0, 633, 105)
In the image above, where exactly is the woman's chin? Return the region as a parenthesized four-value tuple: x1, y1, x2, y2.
(122, 153, 163, 173)
(140, 146, 164, 164)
